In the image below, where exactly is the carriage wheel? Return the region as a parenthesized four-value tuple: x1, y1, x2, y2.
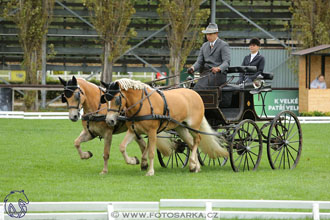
(197, 149, 228, 167)
(157, 139, 190, 168)
(267, 110, 302, 169)
(229, 119, 263, 172)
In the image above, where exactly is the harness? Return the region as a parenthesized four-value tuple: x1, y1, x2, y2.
(122, 88, 170, 138)
(62, 85, 109, 139)
(108, 87, 222, 138)
(81, 87, 111, 139)
(61, 86, 85, 112)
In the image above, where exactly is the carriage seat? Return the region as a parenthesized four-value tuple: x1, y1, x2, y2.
(221, 71, 273, 98)
(227, 66, 257, 73)
(255, 72, 274, 80)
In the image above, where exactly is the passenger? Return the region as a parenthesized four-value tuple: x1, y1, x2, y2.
(310, 74, 327, 89)
(237, 38, 265, 84)
(187, 23, 231, 90)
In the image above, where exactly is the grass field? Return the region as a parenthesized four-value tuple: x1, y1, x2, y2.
(0, 119, 329, 202)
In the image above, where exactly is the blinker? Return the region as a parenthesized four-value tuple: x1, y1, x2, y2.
(115, 96, 121, 106)
(64, 89, 74, 98)
(61, 94, 67, 103)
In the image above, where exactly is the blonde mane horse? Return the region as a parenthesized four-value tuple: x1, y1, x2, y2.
(59, 76, 174, 174)
(102, 79, 228, 176)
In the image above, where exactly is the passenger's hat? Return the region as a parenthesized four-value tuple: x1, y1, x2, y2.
(249, 38, 260, 46)
(202, 23, 219, 34)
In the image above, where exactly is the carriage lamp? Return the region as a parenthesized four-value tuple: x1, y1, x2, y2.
(253, 79, 264, 89)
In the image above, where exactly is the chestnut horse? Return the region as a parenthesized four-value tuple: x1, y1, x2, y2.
(59, 76, 174, 174)
(102, 79, 228, 176)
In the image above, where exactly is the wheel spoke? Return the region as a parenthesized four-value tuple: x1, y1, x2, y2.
(246, 153, 250, 171)
(278, 146, 285, 169)
(248, 150, 258, 157)
(237, 152, 244, 169)
(175, 153, 179, 167)
(166, 153, 172, 167)
(285, 116, 293, 139)
(279, 117, 286, 135)
(177, 153, 184, 165)
(287, 144, 299, 153)
(217, 158, 221, 166)
(286, 146, 291, 169)
(248, 144, 261, 149)
(287, 130, 298, 141)
(181, 152, 189, 157)
(247, 152, 256, 168)
(273, 146, 283, 164)
(243, 154, 247, 171)
(283, 146, 286, 169)
(286, 119, 297, 139)
(287, 146, 296, 162)
(247, 130, 257, 145)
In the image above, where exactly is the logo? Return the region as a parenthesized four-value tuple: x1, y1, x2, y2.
(4, 190, 29, 218)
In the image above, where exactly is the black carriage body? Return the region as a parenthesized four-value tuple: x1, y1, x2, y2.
(197, 89, 266, 128)
(195, 66, 274, 128)
(157, 66, 302, 172)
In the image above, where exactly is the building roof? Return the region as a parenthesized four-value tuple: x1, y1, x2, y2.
(291, 45, 330, 56)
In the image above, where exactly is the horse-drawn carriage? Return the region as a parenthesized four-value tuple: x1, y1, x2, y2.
(156, 66, 302, 172)
(60, 66, 302, 175)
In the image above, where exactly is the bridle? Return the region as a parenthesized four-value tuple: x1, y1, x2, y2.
(61, 86, 85, 114)
(102, 89, 126, 113)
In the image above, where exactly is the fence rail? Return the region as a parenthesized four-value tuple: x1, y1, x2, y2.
(0, 111, 68, 119)
(0, 200, 330, 220)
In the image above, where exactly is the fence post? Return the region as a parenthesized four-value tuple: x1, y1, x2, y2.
(0, 204, 4, 220)
(108, 204, 115, 220)
(313, 203, 320, 220)
(205, 202, 213, 220)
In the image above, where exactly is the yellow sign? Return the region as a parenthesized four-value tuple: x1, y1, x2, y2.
(11, 70, 26, 82)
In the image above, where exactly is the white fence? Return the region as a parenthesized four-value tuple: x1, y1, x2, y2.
(0, 200, 330, 220)
(0, 111, 68, 119)
(47, 71, 157, 81)
(1, 111, 330, 123)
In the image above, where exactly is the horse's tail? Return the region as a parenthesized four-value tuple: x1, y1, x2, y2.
(156, 132, 175, 157)
(199, 117, 229, 159)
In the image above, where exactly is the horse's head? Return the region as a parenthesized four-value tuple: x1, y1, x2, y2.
(100, 81, 126, 126)
(59, 76, 85, 122)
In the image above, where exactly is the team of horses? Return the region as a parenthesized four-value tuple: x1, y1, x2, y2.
(60, 76, 228, 176)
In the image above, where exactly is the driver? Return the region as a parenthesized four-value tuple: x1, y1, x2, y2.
(187, 23, 231, 90)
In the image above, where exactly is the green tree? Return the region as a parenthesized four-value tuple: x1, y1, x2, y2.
(290, 0, 330, 48)
(157, 0, 209, 85)
(83, 0, 136, 83)
(4, 0, 54, 111)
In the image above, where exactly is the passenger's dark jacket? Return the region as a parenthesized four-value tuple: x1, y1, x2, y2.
(239, 52, 265, 83)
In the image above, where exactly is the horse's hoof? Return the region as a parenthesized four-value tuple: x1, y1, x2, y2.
(134, 156, 140, 165)
(99, 171, 108, 175)
(189, 167, 197, 173)
(146, 171, 154, 176)
(88, 151, 93, 158)
(141, 164, 148, 171)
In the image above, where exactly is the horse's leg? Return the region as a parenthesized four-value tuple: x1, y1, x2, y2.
(74, 130, 94, 159)
(100, 129, 113, 175)
(175, 127, 200, 172)
(134, 136, 148, 170)
(120, 130, 140, 165)
(189, 131, 201, 173)
(146, 129, 157, 176)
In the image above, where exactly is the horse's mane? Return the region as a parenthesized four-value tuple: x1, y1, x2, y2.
(115, 78, 151, 91)
(77, 78, 100, 90)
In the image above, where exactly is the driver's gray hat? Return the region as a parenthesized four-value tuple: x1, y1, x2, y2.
(202, 23, 219, 34)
